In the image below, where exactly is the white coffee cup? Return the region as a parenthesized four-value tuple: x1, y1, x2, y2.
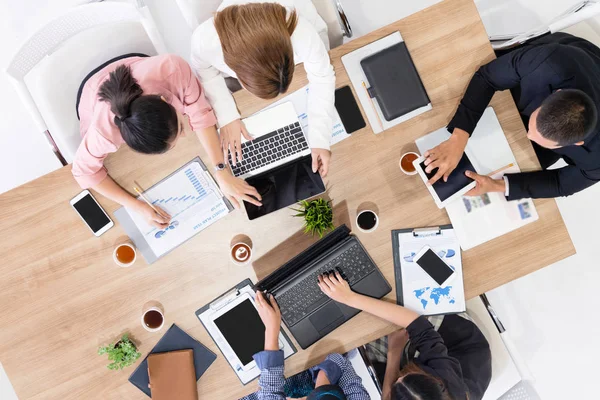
(112, 242, 137, 267)
(399, 152, 420, 176)
(356, 210, 379, 233)
(141, 306, 165, 332)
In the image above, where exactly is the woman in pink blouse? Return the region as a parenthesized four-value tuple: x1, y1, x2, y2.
(73, 54, 261, 228)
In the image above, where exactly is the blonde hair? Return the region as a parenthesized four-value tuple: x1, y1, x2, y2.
(214, 3, 298, 99)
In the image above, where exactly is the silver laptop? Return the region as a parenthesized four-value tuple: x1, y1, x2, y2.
(228, 102, 311, 178)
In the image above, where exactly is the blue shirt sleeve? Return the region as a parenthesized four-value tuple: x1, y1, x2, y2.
(253, 350, 286, 400)
(310, 353, 370, 400)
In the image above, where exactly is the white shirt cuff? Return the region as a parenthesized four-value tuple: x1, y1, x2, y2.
(503, 176, 510, 197)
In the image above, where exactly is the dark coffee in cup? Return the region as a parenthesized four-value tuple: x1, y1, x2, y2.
(143, 309, 164, 330)
(357, 210, 378, 232)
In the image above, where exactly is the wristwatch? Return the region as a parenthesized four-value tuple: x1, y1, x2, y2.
(214, 162, 228, 173)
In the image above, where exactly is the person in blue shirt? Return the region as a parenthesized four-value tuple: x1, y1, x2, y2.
(249, 291, 370, 400)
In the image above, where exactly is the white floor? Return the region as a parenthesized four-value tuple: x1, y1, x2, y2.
(1, 1, 598, 399)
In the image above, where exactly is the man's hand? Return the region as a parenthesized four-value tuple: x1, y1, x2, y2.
(255, 291, 281, 351)
(423, 128, 469, 185)
(134, 200, 170, 229)
(220, 119, 252, 166)
(464, 170, 506, 196)
(311, 148, 331, 177)
(318, 271, 357, 306)
(214, 170, 262, 209)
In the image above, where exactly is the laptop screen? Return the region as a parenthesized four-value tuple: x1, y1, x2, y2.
(243, 155, 326, 220)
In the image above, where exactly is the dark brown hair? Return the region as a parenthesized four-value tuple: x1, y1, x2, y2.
(391, 362, 453, 400)
(98, 65, 178, 154)
(537, 89, 597, 145)
(214, 3, 298, 99)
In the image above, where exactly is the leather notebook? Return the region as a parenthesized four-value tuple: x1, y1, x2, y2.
(128, 323, 217, 397)
(360, 42, 430, 121)
(148, 350, 197, 400)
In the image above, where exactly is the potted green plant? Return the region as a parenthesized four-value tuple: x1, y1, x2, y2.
(292, 198, 334, 238)
(98, 334, 141, 371)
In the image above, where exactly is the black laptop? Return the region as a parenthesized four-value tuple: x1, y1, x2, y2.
(256, 225, 391, 349)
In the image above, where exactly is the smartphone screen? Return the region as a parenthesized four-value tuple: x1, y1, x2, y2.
(72, 194, 111, 233)
(416, 249, 454, 285)
(335, 85, 366, 133)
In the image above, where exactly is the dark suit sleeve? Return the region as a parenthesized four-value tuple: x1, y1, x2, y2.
(447, 45, 559, 135)
(506, 165, 600, 199)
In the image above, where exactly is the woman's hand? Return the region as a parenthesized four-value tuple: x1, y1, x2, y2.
(318, 271, 357, 306)
(133, 200, 170, 229)
(214, 170, 262, 209)
(423, 128, 469, 185)
(387, 329, 409, 354)
(255, 291, 281, 351)
(311, 148, 331, 177)
(220, 119, 253, 166)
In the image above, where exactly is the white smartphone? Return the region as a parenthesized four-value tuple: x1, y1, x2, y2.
(413, 245, 456, 287)
(70, 190, 113, 236)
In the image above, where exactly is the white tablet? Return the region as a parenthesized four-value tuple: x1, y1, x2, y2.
(198, 289, 296, 385)
(413, 154, 477, 209)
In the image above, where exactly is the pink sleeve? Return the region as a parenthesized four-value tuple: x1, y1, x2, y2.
(174, 57, 218, 131)
(71, 128, 118, 189)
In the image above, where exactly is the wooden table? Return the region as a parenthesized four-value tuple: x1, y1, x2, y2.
(0, 0, 574, 399)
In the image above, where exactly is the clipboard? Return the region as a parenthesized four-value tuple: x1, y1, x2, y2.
(391, 225, 466, 315)
(115, 157, 233, 264)
(195, 279, 297, 385)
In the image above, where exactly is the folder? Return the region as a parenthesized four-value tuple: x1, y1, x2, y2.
(361, 42, 430, 121)
(147, 350, 197, 400)
(128, 324, 216, 397)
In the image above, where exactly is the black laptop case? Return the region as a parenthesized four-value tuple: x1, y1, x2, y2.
(361, 41, 430, 121)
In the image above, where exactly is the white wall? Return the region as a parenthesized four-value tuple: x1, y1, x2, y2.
(0, 0, 85, 193)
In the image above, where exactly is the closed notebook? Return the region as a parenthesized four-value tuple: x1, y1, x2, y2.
(147, 350, 198, 400)
(360, 42, 430, 121)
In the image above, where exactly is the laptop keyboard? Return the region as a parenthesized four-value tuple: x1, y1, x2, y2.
(229, 122, 309, 177)
(276, 243, 377, 327)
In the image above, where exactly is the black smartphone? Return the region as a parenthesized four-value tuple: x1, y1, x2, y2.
(335, 85, 366, 133)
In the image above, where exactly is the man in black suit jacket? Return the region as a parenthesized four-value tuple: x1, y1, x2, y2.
(424, 33, 600, 200)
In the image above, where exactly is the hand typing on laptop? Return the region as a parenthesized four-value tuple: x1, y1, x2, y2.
(220, 119, 253, 166)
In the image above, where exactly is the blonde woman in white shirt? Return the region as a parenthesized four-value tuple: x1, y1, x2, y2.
(191, 0, 335, 178)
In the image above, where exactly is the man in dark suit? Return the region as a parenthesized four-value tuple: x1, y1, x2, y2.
(424, 33, 600, 200)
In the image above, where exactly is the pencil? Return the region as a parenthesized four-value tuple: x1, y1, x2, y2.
(487, 163, 514, 177)
(134, 187, 167, 218)
(362, 81, 384, 131)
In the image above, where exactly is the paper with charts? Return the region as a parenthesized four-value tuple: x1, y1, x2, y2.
(123, 158, 232, 261)
(398, 231, 465, 315)
(264, 85, 350, 145)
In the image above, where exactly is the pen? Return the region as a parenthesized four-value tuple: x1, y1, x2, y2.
(362, 81, 384, 131)
(487, 163, 514, 177)
(134, 186, 168, 218)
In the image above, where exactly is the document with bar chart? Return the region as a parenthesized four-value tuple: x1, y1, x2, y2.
(115, 158, 233, 263)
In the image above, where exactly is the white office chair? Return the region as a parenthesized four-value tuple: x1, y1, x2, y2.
(174, 0, 352, 50)
(5, 1, 167, 166)
(488, 0, 600, 50)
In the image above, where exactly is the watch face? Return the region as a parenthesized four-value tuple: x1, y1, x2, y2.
(216, 163, 226, 170)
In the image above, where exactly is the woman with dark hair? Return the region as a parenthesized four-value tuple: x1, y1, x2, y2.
(191, 0, 335, 177)
(73, 54, 261, 228)
(318, 272, 492, 400)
